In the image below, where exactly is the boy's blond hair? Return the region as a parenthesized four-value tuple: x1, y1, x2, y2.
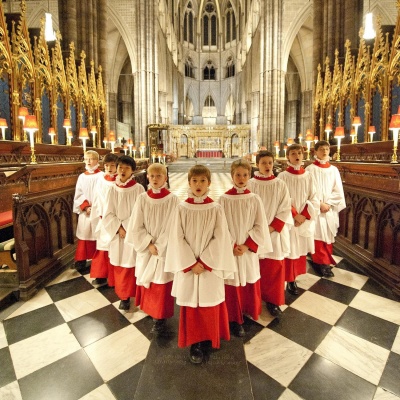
(147, 162, 167, 176)
(230, 158, 252, 177)
(188, 165, 211, 183)
(84, 150, 99, 160)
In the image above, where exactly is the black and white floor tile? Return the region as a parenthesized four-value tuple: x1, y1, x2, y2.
(0, 159, 399, 400)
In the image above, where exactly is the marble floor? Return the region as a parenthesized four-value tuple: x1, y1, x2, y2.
(0, 159, 399, 400)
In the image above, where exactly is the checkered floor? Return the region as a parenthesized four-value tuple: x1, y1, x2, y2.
(0, 159, 399, 400)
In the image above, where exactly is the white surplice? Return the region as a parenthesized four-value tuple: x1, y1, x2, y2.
(164, 200, 236, 307)
(248, 176, 293, 260)
(73, 170, 104, 240)
(90, 175, 116, 250)
(126, 190, 180, 287)
(305, 162, 346, 244)
(278, 169, 319, 259)
(218, 190, 271, 286)
(101, 181, 145, 268)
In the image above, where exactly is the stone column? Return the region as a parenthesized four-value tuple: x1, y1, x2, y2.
(59, 0, 77, 56)
(259, 0, 285, 148)
(132, 0, 159, 144)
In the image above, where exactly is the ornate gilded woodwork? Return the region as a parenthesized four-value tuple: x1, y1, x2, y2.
(314, 1, 400, 143)
(0, 1, 107, 147)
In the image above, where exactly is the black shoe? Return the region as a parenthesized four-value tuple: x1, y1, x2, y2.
(322, 266, 334, 278)
(230, 322, 245, 337)
(311, 262, 324, 276)
(92, 278, 107, 285)
(266, 302, 282, 317)
(286, 281, 299, 295)
(189, 343, 204, 364)
(73, 260, 86, 270)
(151, 319, 166, 334)
(118, 298, 130, 310)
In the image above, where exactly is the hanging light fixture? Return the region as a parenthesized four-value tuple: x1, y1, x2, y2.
(363, 0, 376, 40)
(45, 0, 56, 41)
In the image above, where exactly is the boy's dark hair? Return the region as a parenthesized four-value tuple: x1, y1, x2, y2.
(117, 155, 136, 171)
(287, 143, 303, 156)
(314, 140, 330, 151)
(103, 153, 119, 163)
(256, 150, 275, 164)
(188, 165, 211, 182)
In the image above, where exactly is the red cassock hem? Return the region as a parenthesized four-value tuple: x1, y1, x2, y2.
(259, 258, 285, 305)
(112, 265, 136, 300)
(178, 303, 230, 349)
(135, 281, 174, 319)
(285, 255, 307, 281)
(312, 240, 336, 265)
(225, 282, 261, 323)
(75, 239, 96, 261)
(90, 250, 111, 278)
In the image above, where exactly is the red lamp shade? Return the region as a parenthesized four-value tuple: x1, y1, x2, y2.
(127, 139, 133, 145)
(389, 114, 400, 129)
(23, 115, 39, 131)
(63, 118, 72, 128)
(350, 127, 356, 136)
(287, 138, 294, 145)
(108, 130, 116, 141)
(132, 146, 137, 151)
(274, 141, 280, 147)
(79, 127, 89, 139)
(334, 126, 345, 138)
(48, 127, 55, 135)
(352, 116, 362, 126)
(368, 126, 376, 133)
(305, 132, 314, 141)
(18, 107, 29, 120)
(325, 123, 332, 131)
(90, 125, 97, 133)
(0, 118, 8, 128)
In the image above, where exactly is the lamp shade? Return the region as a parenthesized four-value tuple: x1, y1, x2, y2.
(274, 141, 280, 147)
(287, 138, 294, 145)
(48, 127, 55, 135)
(23, 115, 39, 131)
(18, 107, 29, 120)
(63, 118, 72, 128)
(90, 125, 97, 133)
(389, 114, 400, 129)
(0, 118, 8, 128)
(132, 146, 137, 151)
(352, 116, 362, 126)
(350, 127, 356, 136)
(314, 135, 319, 141)
(368, 126, 376, 133)
(108, 130, 116, 141)
(325, 123, 332, 132)
(127, 139, 133, 145)
(305, 132, 314, 141)
(334, 126, 345, 138)
(79, 127, 89, 139)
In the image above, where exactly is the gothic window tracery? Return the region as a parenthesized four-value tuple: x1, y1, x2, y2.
(202, 1, 217, 47)
(226, 56, 235, 78)
(203, 60, 216, 80)
(183, 2, 194, 45)
(225, 2, 236, 44)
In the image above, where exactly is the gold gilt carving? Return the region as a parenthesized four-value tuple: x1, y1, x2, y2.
(314, 2, 400, 143)
(0, 1, 107, 148)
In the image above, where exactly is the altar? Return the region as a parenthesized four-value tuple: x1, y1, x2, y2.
(196, 149, 223, 158)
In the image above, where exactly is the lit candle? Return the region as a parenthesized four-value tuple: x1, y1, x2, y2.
(48, 127, 56, 144)
(334, 126, 345, 161)
(0, 118, 8, 140)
